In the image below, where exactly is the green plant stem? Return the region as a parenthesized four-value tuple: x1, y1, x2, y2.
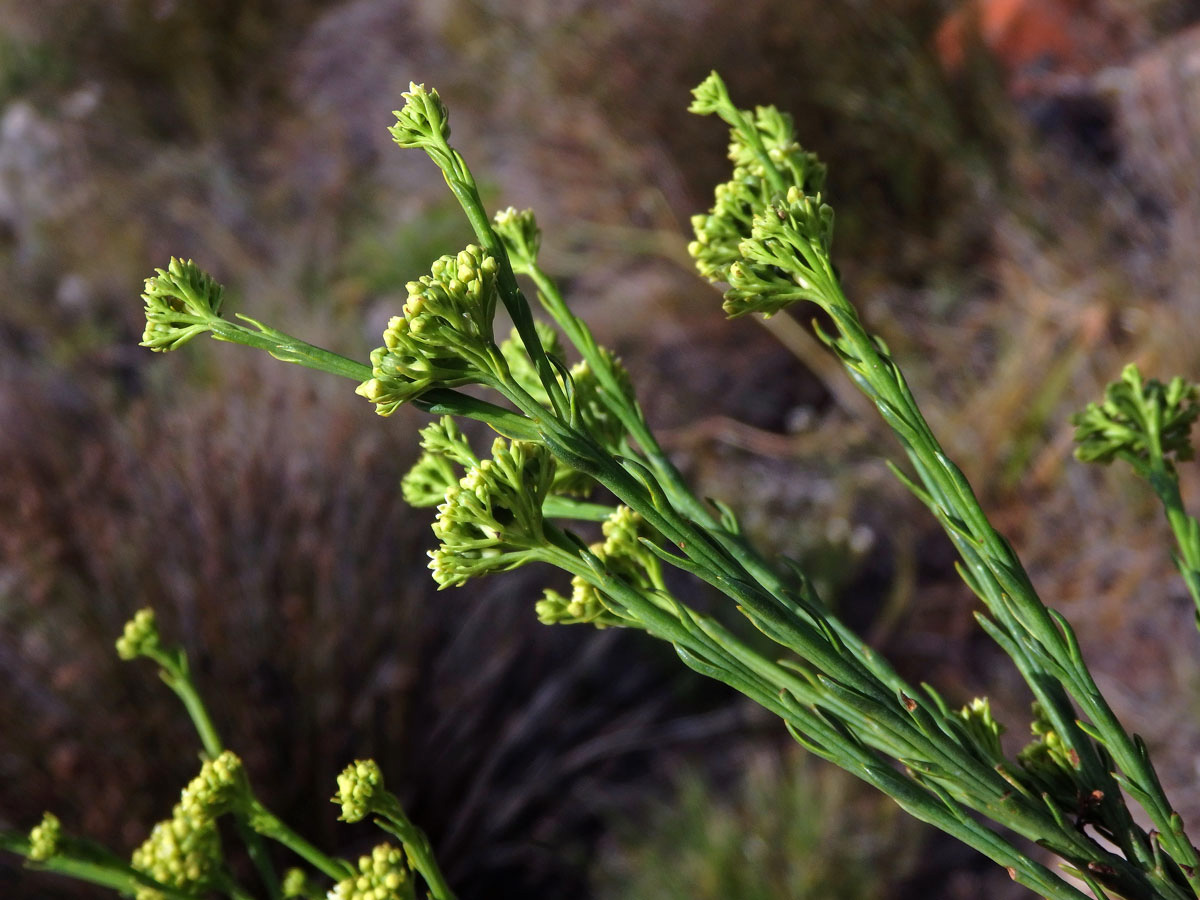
(248, 801, 353, 883)
(208, 316, 373, 382)
(0, 834, 203, 900)
(1120, 449, 1200, 622)
(148, 648, 282, 900)
(523, 260, 915, 696)
(542, 495, 615, 521)
(434, 149, 569, 420)
(536, 539, 1105, 900)
(370, 796, 456, 900)
(813, 277, 1198, 894)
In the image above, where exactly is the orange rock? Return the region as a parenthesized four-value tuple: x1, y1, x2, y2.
(935, 0, 1102, 82)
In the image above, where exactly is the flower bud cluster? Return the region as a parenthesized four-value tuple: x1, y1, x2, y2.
(357, 246, 500, 415)
(497, 326, 630, 496)
(498, 323, 565, 405)
(283, 868, 312, 898)
(688, 73, 833, 321)
(1073, 364, 1199, 467)
(116, 608, 162, 661)
(327, 844, 413, 900)
(140, 258, 224, 352)
(722, 186, 837, 319)
(334, 759, 384, 823)
(536, 506, 659, 627)
(957, 697, 1005, 764)
(179, 751, 244, 823)
(492, 207, 542, 272)
(1016, 703, 1083, 809)
(28, 811, 61, 861)
(429, 439, 555, 588)
(389, 83, 450, 150)
(401, 417, 482, 508)
(130, 804, 221, 900)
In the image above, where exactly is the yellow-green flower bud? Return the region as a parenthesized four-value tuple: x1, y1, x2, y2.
(140, 258, 224, 352)
(389, 83, 451, 150)
(357, 246, 502, 415)
(179, 751, 244, 823)
(283, 867, 311, 898)
(28, 811, 61, 861)
(131, 804, 221, 898)
(334, 759, 384, 823)
(957, 697, 1005, 763)
(492, 207, 542, 272)
(327, 843, 413, 900)
(116, 609, 161, 661)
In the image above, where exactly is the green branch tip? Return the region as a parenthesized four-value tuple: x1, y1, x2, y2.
(390, 82, 450, 150)
(328, 844, 413, 900)
(179, 751, 245, 823)
(116, 608, 162, 660)
(334, 759, 385, 823)
(492, 207, 542, 272)
(140, 258, 223, 351)
(27, 812, 62, 862)
(429, 438, 556, 588)
(357, 245, 501, 415)
(687, 71, 731, 117)
(1072, 363, 1200, 466)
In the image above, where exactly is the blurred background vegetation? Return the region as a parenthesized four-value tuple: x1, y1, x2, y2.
(3, 0, 1200, 897)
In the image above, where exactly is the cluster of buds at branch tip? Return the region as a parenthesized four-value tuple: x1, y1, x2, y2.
(116, 608, 162, 661)
(27, 812, 61, 862)
(492, 207, 542, 273)
(429, 438, 555, 588)
(130, 804, 222, 900)
(140, 258, 224, 351)
(327, 844, 413, 900)
(537, 506, 661, 628)
(178, 751, 245, 823)
(357, 246, 501, 415)
(389, 82, 450, 150)
(1073, 363, 1200, 467)
(334, 759, 385, 824)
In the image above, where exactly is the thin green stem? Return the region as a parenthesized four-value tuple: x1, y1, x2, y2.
(371, 796, 456, 900)
(248, 800, 353, 883)
(209, 317, 372, 382)
(147, 648, 282, 900)
(0, 834, 203, 900)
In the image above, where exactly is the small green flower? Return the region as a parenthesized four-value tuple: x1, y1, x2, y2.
(140, 258, 224, 351)
(401, 451, 460, 508)
(724, 187, 837, 319)
(1016, 703, 1081, 809)
(1073, 364, 1199, 468)
(357, 246, 502, 414)
(327, 843, 414, 900)
(493, 207, 542, 273)
(429, 438, 556, 588)
(536, 507, 660, 628)
(689, 175, 767, 283)
(282, 868, 312, 898)
(27, 812, 61, 862)
(179, 751, 245, 823)
(957, 698, 1005, 763)
(389, 82, 451, 150)
(130, 804, 222, 900)
(687, 71, 731, 117)
(334, 759, 385, 823)
(116, 609, 162, 661)
(499, 323, 566, 407)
